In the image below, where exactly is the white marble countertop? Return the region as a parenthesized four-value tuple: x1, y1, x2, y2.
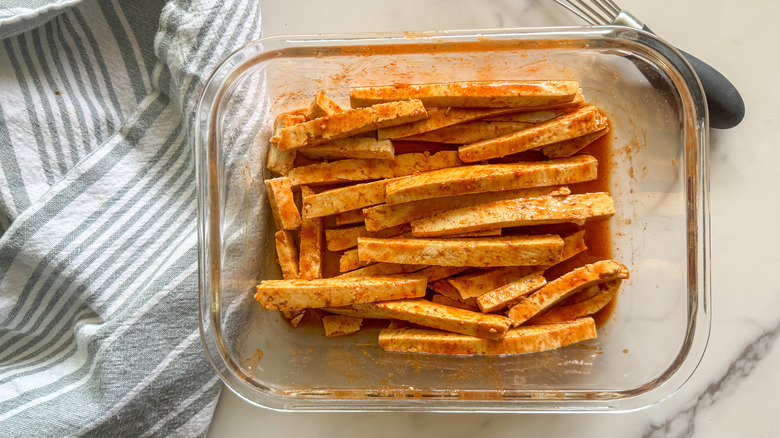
(209, 1, 778, 436)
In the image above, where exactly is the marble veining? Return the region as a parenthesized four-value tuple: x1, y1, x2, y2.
(644, 317, 780, 438)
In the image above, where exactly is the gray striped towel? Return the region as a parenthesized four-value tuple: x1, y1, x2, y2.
(0, 0, 262, 435)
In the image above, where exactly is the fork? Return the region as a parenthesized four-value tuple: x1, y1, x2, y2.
(555, 0, 744, 129)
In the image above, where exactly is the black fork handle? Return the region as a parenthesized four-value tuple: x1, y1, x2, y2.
(643, 25, 744, 129)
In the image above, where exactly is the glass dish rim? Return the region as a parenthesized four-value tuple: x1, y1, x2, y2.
(195, 25, 711, 413)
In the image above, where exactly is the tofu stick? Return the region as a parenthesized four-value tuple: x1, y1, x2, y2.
(277, 99, 428, 150)
(300, 137, 395, 161)
(335, 209, 366, 226)
(409, 266, 470, 283)
(431, 294, 480, 312)
(339, 248, 368, 272)
(299, 151, 456, 190)
(288, 158, 395, 187)
(507, 260, 629, 326)
(267, 113, 305, 175)
(384, 155, 598, 205)
(450, 229, 502, 238)
(428, 278, 472, 303)
(377, 107, 524, 140)
(390, 151, 462, 177)
(264, 177, 302, 230)
(303, 178, 400, 219)
(400, 121, 534, 144)
(306, 90, 343, 119)
(254, 276, 427, 310)
(338, 263, 427, 278)
(458, 105, 608, 162)
(411, 192, 615, 237)
(542, 127, 609, 159)
(364, 186, 570, 231)
(322, 315, 363, 338)
(529, 279, 621, 324)
(325, 224, 411, 252)
(298, 186, 324, 279)
(274, 230, 299, 279)
(357, 235, 564, 267)
(352, 298, 512, 340)
(476, 273, 547, 313)
(482, 107, 576, 123)
(350, 80, 580, 108)
(377, 317, 597, 355)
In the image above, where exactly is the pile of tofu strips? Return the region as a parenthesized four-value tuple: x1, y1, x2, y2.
(256, 81, 629, 355)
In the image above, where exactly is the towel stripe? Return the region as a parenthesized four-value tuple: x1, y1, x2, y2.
(0, 0, 264, 434)
(0, 119, 189, 375)
(0, 105, 30, 224)
(2, 38, 56, 187)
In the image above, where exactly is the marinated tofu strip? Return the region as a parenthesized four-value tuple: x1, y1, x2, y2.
(507, 260, 629, 325)
(409, 266, 470, 283)
(450, 230, 586, 302)
(264, 177, 302, 230)
(378, 317, 597, 355)
(482, 107, 576, 123)
(302, 178, 400, 219)
(477, 273, 547, 313)
(288, 158, 395, 187)
(377, 107, 524, 140)
(400, 121, 535, 144)
(322, 306, 380, 319)
(556, 229, 588, 261)
(431, 294, 480, 312)
(322, 315, 363, 338)
(338, 262, 427, 278)
(428, 278, 473, 303)
(411, 192, 615, 237)
(559, 280, 605, 305)
(300, 137, 395, 161)
(364, 186, 570, 231)
(269, 110, 308, 144)
(530, 280, 621, 324)
(448, 266, 544, 300)
(334, 209, 366, 226)
(306, 90, 343, 120)
(357, 235, 564, 267)
(450, 229, 502, 238)
(390, 151, 462, 177)
(283, 309, 306, 328)
(274, 230, 299, 279)
(542, 127, 609, 159)
(254, 276, 427, 310)
(277, 99, 428, 150)
(350, 80, 580, 108)
(267, 113, 305, 175)
(384, 155, 597, 205)
(298, 186, 324, 279)
(339, 249, 369, 272)
(300, 152, 465, 216)
(353, 298, 511, 340)
(325, 223, 410, 252)
(458, 106, 608, 162)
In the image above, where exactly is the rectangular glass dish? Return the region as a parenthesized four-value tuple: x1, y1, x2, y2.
(195, 27, 710, 412)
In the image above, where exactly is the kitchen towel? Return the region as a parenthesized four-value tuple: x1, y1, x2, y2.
(0, 0, 262, 435)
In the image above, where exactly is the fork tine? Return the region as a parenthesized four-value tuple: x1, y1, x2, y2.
(600, 0, 623, 15)
(553, 0, 601, 25)
(554, 0, 618, 25)
(590, 0, 618, 20)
